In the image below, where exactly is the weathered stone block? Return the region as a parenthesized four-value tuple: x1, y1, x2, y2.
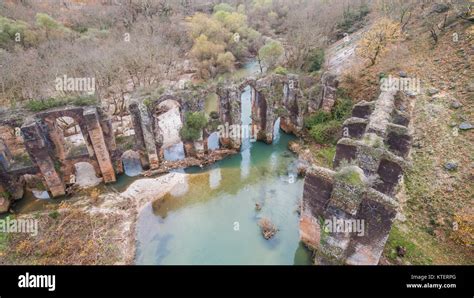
(352, 103, 374, 119)
(345, 197, 397, 265)
(375, 159, 403, 195)
(386, 132, 411, 157)
(334, 143, 357, 168)
(303, 169, 334, 216)
(377, 159, 403, 184)
(343, 118, 368, 139)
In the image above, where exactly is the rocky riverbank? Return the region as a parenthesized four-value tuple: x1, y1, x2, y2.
(0, 172, 187, 265)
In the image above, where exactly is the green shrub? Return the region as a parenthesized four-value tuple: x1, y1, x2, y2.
(308, 48, 325, 72)
(25, 98, 64, 112)
(71, 95, 97, 107)
(274, 66, 288, 75)
(36, 13, 60, 29)
(48, 210, 60, 220)
(335, 167, 364, 186)
(214, 3, 235, 13)
(0, 16, 28, 47)
(143, 98, 153, 108)
(331, 97, 352, 121)
(314, 146, 336, 167)
(181, 126, 201, 141)
(309, 120, 341, 144)
(305, 111, 331, 128)
(306, 89, 353, 145)
(181, 112, 207, 141)
(25, 95, 97, 112)
(209, 111, 219, 119)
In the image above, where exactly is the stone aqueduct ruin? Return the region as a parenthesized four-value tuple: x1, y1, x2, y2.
(300, 88, 413, 265)
(0, 74, 317, 211)
(0, 71, 412, 265)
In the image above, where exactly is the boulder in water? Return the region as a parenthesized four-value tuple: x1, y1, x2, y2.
(258, 218, 278, 240)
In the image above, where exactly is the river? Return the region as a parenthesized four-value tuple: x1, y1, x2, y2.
(135, 61, 312, 264)
(11, 59, 313, 265)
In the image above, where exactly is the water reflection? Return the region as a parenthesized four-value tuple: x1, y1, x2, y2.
(207, 132, 220, 151)
(209, 167, 221, 189)
(32, 190, 50, 200)
(273, 117, 281, 143)
(122, 151, 143, 177)
(136, 133, 312, 265)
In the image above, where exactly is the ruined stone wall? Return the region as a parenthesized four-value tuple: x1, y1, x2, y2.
(0, 106, 120, 212)
(126, 73, 315, 164)
(217, 74, 313, 147)
(300, 89, 412, 265)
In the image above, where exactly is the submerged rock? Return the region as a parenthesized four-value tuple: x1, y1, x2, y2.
(258, 218, 278, 240)
(122, 150, 143, 177)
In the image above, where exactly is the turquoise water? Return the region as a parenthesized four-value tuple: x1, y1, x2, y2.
(135, 132, 312, 265)
(12, 58, 312, 265)
(135, 59, 311, 265)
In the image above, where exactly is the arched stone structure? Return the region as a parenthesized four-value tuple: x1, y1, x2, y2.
(216, 74, 309, 149)
(16, 106, 117, 198)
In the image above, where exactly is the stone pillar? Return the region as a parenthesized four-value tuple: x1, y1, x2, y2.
(320, 73, 339, 112)
(129, 102, 149, 168)
(129, 102, 159, 169)
(252, 91, 273, 144)
(21, 122, 66, 197)
(99, 114, 117, 151)
(217, 87, 242, 150)
(45, 121, 67, 161)
(137, 103, 159, 169)
(0, 145, 10, 211)
(78, 121, 95, 158)
(83, 108, 116, 183)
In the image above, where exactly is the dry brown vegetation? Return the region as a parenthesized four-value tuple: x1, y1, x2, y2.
(0, 207, 128, 265)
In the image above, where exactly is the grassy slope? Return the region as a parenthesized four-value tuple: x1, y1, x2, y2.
(332, 10, 473, 264)
(382, 17, 473, 265)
